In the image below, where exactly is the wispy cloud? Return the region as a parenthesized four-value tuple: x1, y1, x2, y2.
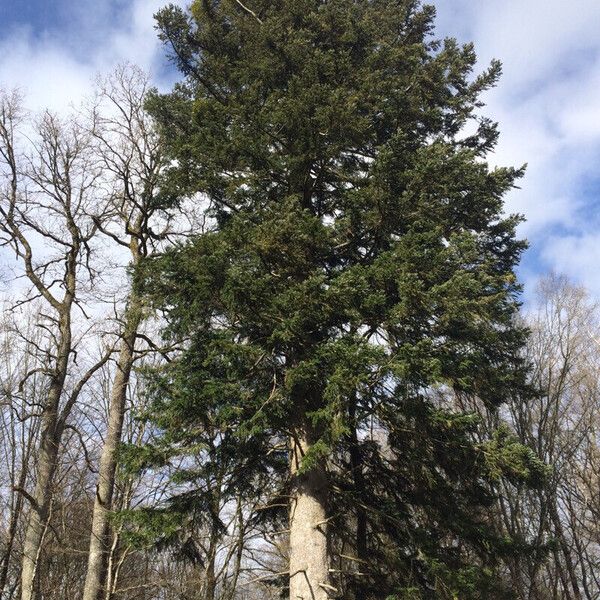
(435, 0, 600, 297)
(0, 0, 177, 112)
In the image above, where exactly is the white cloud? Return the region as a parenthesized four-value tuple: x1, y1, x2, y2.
(0, 30, 94, 112)
(435, 0, 600, 296)
(542, 233, 600, 297)
(0, 0, 175, 112)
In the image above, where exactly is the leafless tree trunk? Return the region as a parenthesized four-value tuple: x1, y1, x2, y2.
(0, 310, 45, 598)
(82, 65, 166, 600)
(83, 303, 140, 600)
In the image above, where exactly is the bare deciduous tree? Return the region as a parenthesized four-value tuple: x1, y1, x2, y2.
(0, 90, 110, 600)
(82, 64, 168, 600)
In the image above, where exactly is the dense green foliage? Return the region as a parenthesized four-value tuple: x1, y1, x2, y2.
(132, 1, 545, 597)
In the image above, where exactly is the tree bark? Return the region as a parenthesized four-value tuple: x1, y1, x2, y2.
(83, 300, 141, 600)
(349, 420, 367, 600)
(21, 312, 71, 600)
(20, 431, 59, 600)
(0, 441, 30, 596)
(289, 432, 331, 600)
(549, 500, 582, 600)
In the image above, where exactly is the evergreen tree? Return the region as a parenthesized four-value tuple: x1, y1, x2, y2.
(133, 1, 545, 598)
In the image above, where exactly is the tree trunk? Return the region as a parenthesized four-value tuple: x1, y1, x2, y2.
(0, 454, 29, 596)
(349, 419, 367, 600)
(289, 432, 331, 600)
(20, 421, 60, 600)
(549, 501, 582, 600)
(203, 552, 216, 600)
(21, 313, 71, 600)
(83, 302, 141, 600)
(203, 500, 221, 600)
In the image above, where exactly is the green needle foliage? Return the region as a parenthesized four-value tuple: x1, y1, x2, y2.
(131, 0, 546, 597)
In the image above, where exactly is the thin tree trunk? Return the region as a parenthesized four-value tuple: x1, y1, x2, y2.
(0, 460, 28, 595)
(289, 431, 331, 600)
(225, 498, 245, 599)
(203, 488, 223, 600)
(20, 422, 61, 600)
(21, 313, 71, 600)
(549, 501, 582, 600)
(348, 405, 367, 600)
(204, 544, 217, 600)
(83, 299, 141, 600)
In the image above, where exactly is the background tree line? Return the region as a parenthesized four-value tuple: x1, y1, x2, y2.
(0, 1, 596, 599)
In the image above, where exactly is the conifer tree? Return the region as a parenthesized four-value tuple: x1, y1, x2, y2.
(134, 1, 545, 598)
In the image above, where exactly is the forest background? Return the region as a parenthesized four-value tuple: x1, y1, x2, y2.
(0, 1, 599, 600)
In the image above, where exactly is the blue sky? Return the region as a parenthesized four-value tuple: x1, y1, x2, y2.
(0, 0, 179, 110)
(0, 0, 598, 300)
(434, 0, 600, 300)
(0, 0, 134, 59)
